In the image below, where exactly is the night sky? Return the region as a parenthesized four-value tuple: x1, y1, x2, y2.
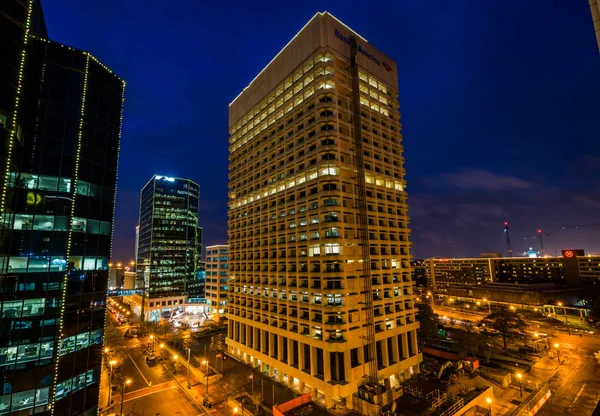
(43, 0, 600, 260)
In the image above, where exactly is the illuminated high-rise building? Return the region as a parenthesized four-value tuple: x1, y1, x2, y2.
(227, 12, 420, 409)
(205, 245, 229, 321)
(0, 1, 124, 413)
(135, 175, 203, 321)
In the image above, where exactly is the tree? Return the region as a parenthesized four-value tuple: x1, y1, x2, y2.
(417, 303, 439, 347)
(481, 307, 528, 351)
(446, 374, 472, 399)
(157, 318, 173, 338)
(451, 329, 484, 357)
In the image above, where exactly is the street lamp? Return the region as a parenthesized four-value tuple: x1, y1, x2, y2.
(187, 348, 191, 389)
(533, 332, 540, 351)
(516, 373, 523, 397)
(557, 302, 571, 335)
(554, 343, 561, 362)
(483, 298, 491, 315)
(108, 360, 117, 406)
(149, 335, 155, 354)
(120, 378, 132, 415)
(486, 397, 492, 415)
(202, 358, 209, 403)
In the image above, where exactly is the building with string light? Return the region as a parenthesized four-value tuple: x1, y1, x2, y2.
(226, 12, 420, 409)
(0, 1, 124, 413)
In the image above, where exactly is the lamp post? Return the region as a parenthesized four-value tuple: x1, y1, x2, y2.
(554, 343, 561, 362)
(187, 348, 191, 389)
(149, 335, 155, 354)
(119, 378, 131, 415)
(516, 373, 523, 397)
(108, 359, 117, 406)
(173, 354, 178, 374)
(486, 397, 492, 415)
(533, 333, 540, 351)
(202, 358, 209, 404)
(234, 406, 239, 416)
(558, 302, 571, 335)
(483, 298, 491, 315)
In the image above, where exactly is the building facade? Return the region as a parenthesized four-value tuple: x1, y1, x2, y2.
(0, 1, 124, 414)
(427, 251, 600, 290)
(205, 245, 229, 321)
(134, 175, 203, 321)
(227, 12, 420, 409)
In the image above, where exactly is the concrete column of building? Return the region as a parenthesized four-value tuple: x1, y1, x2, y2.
(259, 361, 265, 373)
(401, 333, 409, 359)
(325, 395, 335, 409)
(277, 369, 284, 383)
(380, 339, 390, 368)
(287, 375, 295, 388)
(298, 380, 306, 393)
(358, 344, 365, 366)
(390, 334, 400, 363)
(323, 350, 332, 383)
(262, 329, 269, 355)
(278, 334, 285, 361)
(311, 388, 318, 401)
(343, 350, 352, 383)
(268, 365, 275, 377)
(345, 396, 353, 410)
(410, 330, 419, 356)
(298, 341, 305, 370)
(310, 345, 318, 376)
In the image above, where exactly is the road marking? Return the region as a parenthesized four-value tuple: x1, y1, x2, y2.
(126, 350, 151, 386)
(569, 383, 586, 409)
(123, 384, 177, 403)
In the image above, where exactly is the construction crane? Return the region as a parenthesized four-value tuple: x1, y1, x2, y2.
(524, 229, 549, 256)
(562, 224, 600, 230)
(504, 221, 512, 257)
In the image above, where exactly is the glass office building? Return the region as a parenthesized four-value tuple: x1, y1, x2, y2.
(0, 1, 124, 414)
(136, 176, 203, 303)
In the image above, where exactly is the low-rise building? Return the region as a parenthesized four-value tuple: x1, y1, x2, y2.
(205, 245, 229, 321)
(427, 250, 600, 290)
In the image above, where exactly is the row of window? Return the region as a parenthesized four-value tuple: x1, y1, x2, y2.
(8, 173, 105, 197)
(2, 213, 111, 235)
(5, 256, 108, 273)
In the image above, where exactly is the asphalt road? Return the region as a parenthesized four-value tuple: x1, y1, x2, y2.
(535, 332, 600, 415)
(121, 383, 199, 416)
(433, 305, 600, 415)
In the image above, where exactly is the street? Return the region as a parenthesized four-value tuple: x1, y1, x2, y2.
(101, 304, 299, 416)
(433, 304, 600, 415)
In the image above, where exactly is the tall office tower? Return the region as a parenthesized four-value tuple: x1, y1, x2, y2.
(0, 1, 124, 414)
(135, 175, 202, 321)
(227, 12, 420, 410)
(205, 245, 229, 321)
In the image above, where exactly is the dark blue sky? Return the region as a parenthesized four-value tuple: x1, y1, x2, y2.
(43, 0, 600, 259)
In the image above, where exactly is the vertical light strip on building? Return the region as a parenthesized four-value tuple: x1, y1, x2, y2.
(51, 53, 90, 413)
(1, 0, 33, 216)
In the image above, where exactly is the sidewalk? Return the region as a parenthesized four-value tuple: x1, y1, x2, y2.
(489, 354, 560, 415)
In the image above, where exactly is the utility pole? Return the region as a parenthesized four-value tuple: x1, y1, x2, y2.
(504, 222, 512, 257)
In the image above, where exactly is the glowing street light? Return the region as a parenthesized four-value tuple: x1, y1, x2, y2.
(108, 360, 117, 406)
(557, 302, 570, 335)
(554, 343, 561, 362)
(483, 298, 492, 315)
(120, 379, 132, 415)
(516, 373, 523, 396)
(486, 397, 492, 415)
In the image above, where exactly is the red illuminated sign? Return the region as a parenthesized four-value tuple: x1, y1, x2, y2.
(564, 250, 574, 258)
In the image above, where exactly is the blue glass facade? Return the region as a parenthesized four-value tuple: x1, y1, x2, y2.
(0, 1, 124, 414)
